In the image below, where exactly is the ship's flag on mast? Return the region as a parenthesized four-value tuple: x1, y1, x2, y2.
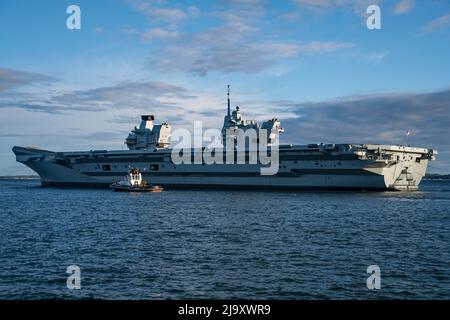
(406, 129, 413, 146)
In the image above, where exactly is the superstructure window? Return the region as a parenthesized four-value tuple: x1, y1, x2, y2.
(102, 164, 111, 171)
(150, 164, 159, 171)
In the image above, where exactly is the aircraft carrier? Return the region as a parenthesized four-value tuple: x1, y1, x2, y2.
(12, 88, 437, 191)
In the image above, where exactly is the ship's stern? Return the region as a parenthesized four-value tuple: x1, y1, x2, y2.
(383, 147, 436, 191)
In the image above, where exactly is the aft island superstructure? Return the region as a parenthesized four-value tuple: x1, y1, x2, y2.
(13, 88, 436, 191)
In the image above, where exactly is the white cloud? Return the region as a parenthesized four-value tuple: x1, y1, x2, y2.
(292, 0, 382, 16)
(293, 0, 343, 7)
(226, 0, 266, 5)
(364, 51, 389, 64)
(149, 7, 186, 22)
(124, 0, 355, 76)
(147, 12, 354, 77)
(141, 27, 179, 40)
(187, 5, 200, 17)
(393, 0, 414, 15)
(421, 13, 450, 33)
(151, 39, 354, 76)
(131, 1, 199, 25)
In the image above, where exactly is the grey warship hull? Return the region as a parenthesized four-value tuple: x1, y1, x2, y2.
(13, 143, 435, 191)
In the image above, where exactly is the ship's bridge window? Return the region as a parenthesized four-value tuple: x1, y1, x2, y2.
(102, 164, 111, 171)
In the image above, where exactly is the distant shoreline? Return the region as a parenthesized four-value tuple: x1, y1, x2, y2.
(0, 176, 40, 180)
(424, 174, 450, 180)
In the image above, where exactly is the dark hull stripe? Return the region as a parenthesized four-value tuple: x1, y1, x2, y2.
(75, 157, 165, 164)
(81, 169, 379, 177)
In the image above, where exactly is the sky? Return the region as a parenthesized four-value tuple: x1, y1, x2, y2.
(1, 0, 450, 175)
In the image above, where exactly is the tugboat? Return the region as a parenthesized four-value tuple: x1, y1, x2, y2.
(110, 168, 164, 192)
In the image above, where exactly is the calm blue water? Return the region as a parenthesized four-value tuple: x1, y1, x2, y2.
(0, 179, 449, 299)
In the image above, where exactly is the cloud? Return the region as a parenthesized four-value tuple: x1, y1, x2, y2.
(0, 67, 55, 92)
(275, 89, 450, 170)
(223, 0, 267, 14)
(125, 1, 200, 41)
(292, 0, 344, 8)
(279, 11, 301, 21)
(120, 25, 139, 35)
(130, 0, 199, 26)
(151, 40, 353, 76)
(141, 27, 180, 40)
(392, 0, 414, 15)
(226, 0, 266, 5)
(292, 0, 382, 15)
(421, 13, 450, 33)
(69, 131, 129, 141)
(149, 19, 354, 76)
(0, 81, 196, 114)
(364, 51, 389, 63)
(187, 5, 200, 17)
(145, 6, 186, 23)
(121, 0, 356, 76)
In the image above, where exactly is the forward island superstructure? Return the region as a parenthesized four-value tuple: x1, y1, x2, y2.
(13, 88, 437, 191)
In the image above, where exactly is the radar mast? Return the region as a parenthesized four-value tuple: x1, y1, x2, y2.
(227, 84, 231, 117)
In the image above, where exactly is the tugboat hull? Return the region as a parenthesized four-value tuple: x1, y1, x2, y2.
(111, 185, 164, 192)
